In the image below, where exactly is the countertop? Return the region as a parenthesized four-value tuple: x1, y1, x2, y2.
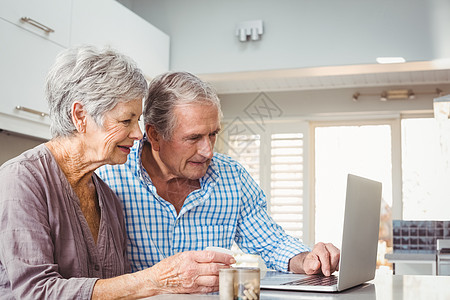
(143, 272, 450, 300)
(385, 252, 436, 261)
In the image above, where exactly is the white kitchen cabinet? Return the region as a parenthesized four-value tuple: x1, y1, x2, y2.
(71, 0, 170, 79)
(0, 0, 71, 139)
(0, 0, 71, 48)
(0, 18, 63, 139)
(1, 0, 169, 140)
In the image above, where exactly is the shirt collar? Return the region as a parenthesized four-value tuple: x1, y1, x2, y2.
(134, 135, 155, 190)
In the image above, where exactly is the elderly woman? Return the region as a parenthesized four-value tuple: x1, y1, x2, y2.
(0, 46, 234, 299)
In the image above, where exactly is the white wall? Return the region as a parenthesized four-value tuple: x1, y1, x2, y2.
(115, 0, 450, 120)
(118, 0, 450, 74)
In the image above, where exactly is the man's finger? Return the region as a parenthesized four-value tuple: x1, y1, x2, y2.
(325, 243, 340, 273)
(304, 252, 320, 274)
(315, 246, 331, 276)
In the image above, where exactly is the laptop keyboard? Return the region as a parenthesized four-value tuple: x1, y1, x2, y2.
(282, 275, 338, 286)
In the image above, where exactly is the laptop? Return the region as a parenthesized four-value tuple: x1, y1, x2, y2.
(260, 174, 382, 292)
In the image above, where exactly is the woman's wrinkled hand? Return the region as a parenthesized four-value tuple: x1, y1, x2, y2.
(146, 250, 236, 294)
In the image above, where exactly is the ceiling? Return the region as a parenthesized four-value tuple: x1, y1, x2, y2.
(198, 60, 450, 95)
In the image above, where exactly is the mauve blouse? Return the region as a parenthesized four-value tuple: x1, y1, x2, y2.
(0, 144, 131, 299)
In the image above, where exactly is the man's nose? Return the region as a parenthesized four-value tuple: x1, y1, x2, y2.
(198, 137, 214, 158)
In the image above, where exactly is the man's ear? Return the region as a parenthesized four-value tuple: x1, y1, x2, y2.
(146, 124, 161, 151)
(72, 102, 87, 133)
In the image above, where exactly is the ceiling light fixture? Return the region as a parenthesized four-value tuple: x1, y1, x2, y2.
(376, 57, 406, 64)
(352, 92, 360, 102)
(352, 88, 442, 102)
(379, 89, 415, 101)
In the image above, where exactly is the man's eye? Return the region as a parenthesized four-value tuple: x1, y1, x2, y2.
(122, 120, 131, 124)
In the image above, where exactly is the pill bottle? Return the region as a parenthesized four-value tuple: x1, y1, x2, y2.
(235, 267, 260, 300)
(219, 268, 237, 300)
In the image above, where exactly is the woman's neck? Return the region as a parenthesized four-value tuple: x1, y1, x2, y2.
(45, 137, 99, 188)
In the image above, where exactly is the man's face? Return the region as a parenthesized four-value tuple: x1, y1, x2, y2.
(152, 103, 221, 181)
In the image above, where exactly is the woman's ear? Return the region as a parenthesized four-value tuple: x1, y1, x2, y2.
(146, 124, 161, 151)
(72, 102, 87, 133)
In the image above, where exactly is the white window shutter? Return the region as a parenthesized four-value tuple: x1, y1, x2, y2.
(227, 134, 260, 184)
(227, 130, 305, 240)
(270, 133, 304, 239)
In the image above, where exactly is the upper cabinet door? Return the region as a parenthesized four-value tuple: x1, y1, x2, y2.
(71, 0, 170, 79)
(0, 19, 62, 139)
(0, 0, 71, 47)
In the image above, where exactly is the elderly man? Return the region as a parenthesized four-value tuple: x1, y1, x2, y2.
(97, 71, 340, 278)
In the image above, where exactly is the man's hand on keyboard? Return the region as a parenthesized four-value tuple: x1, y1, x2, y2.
(288, 242, 340, 276)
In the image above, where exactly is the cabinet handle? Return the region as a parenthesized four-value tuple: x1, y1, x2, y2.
(15, 106, 49, 117)
(20, 17, 55, 34)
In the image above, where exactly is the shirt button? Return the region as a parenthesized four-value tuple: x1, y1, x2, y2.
(94, 264, 100, 271)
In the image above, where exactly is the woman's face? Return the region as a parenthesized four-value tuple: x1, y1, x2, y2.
(85, 99, 143, 165)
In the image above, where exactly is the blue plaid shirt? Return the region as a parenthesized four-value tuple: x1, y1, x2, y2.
(97, 138, 309, 272)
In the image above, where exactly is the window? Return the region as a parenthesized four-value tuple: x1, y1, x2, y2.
(313, 122, 393, 255)
(313, 121, 394, 269)
(227, 134, 260, 184)
(401, 118, 450, 220)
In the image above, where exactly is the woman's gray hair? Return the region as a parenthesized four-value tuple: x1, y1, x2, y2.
(143, 71, 222, 140)
(45, 45, 148, 138)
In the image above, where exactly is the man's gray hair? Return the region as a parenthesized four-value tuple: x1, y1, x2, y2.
(143, 71, 222, 140)
(45, 45, 148, 138)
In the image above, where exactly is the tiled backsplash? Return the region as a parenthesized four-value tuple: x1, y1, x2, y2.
(393, 220, 450, 253)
